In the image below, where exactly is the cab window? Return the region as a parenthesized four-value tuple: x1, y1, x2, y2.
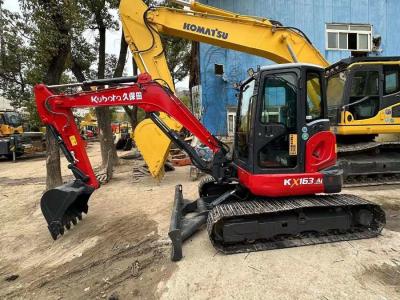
(258, 72, 297, 169)
(237, 79, 255, 160)
(327, 71, 346, 107)
(260, 73, 297, 130)
(349, 70, 380, 120)
(350, 71, 379, 97)
(384, 67, 399, 95)
(306, 72, 323, 121)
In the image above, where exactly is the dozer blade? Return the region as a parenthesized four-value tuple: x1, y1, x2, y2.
(169, 185, 208, 261)
(207, 194, 386, 254)
(41, 179, 95, 240)
(134, 113, 182, 180)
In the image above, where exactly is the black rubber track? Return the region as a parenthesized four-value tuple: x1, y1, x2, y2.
(207, 194, 385, 254)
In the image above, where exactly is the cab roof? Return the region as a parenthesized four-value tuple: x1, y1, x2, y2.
(326, 56, 400, 75)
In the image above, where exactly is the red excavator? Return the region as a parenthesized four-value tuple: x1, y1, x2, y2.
(34, 66, 385, 261)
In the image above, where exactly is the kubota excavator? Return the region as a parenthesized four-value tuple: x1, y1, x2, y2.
(33, 0, 386, 260)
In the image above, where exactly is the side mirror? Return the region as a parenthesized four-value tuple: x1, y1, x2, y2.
(247, 68, 255, 77)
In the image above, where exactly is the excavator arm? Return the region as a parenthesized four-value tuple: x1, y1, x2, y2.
(119, 0, 329, 179)
(34, 74, 229, 240)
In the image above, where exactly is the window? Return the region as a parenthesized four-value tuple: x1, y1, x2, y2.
(350, 71, 379, 97)
(327, 71, 346, 107)
(326, 23, 372, 51)
(384, 67, 400, 95)
(258, 73, 298, 169)
(214, 64, 224, 75)
(348, 71, 380, 120)
(261, 73, 297, 130)
(261, 86, 286, 123)
(237, 79, 255, 159)
(306, 72, 323, 121)
(227, 111, 236, 137)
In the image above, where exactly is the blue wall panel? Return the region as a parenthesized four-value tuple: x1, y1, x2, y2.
(199, 0, 400, 135)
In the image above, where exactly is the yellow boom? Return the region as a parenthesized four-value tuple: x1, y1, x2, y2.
(119, 0, 329, 179)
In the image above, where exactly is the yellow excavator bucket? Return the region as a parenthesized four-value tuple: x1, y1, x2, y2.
(134, 114, 182, 180)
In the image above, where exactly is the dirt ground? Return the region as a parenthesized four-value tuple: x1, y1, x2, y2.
(0, 142, 399, 299)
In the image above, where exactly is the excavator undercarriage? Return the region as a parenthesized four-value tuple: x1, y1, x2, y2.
(169, 177, 385, 261)
(339, 141, 400, 187)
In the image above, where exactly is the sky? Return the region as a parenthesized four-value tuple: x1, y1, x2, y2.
(3, 0, 188, 89)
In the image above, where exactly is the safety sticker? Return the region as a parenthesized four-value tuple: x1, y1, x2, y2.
(69, 135, 78, 146)
(289, 134, 297, 155)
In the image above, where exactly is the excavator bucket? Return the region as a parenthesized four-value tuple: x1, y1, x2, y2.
(134, 113, 182, 180)
(40, 180, 95, 240)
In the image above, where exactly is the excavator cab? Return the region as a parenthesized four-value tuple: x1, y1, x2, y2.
(326, 57, 400, 183)
(326, 56, 400, 137)
(233, 63, 341, 196)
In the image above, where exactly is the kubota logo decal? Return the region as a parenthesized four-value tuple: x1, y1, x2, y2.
(183, 23, 229, 40)
(284, 177, 323, 188)
(91, 92, 142, 104)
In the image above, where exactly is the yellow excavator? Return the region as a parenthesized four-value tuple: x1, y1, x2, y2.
(0, 110, 45, 159)
(0, 110, 25, 158)
(120, 0, 400, 186)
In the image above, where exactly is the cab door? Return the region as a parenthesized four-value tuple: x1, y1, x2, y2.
(345, 65, 382, 122)
(251, 67, 328, 175)
(252, 68, 302, 174)
(382, 65, 400, 119)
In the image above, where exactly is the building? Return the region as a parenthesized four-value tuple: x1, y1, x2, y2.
(197, 0, 400, 135)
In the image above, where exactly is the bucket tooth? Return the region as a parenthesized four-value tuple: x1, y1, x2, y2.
(65, 220, 71, 230)
(48, 222, 62, 240)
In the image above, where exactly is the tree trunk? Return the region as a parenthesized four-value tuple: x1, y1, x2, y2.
(96, 107, 117, 168)
(95, 25, 118, 169)
(124, 106, 139, 131)
(189, 41, 200, 113)
(42, 3, 72, 190)
(113, 30, 128, 78)
(118, 30, 139, 130)
(45, 130, 63, 189)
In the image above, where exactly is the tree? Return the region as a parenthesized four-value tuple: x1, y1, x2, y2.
(0, 0, 83, 190)
(69, 0, 120, 171)
(0, 4, 35, 109)
(23, 0, 78, 190)
(0, 0, 196, 188)
(163, 35, 191, 84)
